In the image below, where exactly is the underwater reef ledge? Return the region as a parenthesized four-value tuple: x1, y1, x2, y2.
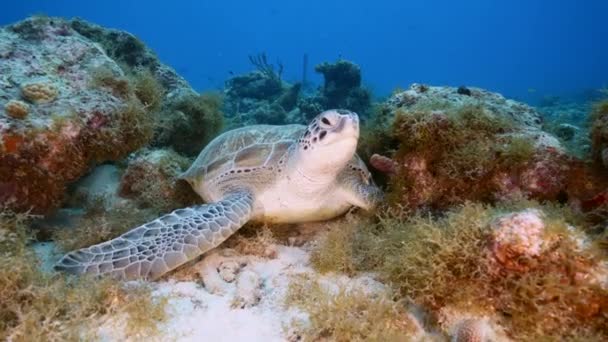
(0, 16, 221, 215)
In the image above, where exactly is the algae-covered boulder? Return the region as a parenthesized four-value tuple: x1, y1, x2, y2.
(0, 16, 149, 214)
(68, 18, 224, 156)
(0, 16, 219, 215)
(365, 84, 582, 209)
(154, 92, 223, 156)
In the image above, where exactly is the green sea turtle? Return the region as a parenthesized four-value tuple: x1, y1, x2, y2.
(55, 109, 383, 280)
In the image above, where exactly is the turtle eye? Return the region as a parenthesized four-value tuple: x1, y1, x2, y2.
(321, 117, 331, 125)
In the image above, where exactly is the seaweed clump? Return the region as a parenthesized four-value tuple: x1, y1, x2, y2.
(0, 209, 167, 340)
(52, 196, 157, 252)
(84, 66, 159, 162)
(155, 93, 224, 156)
(311, 202, 608, 340)
(285, 274, 419, 341)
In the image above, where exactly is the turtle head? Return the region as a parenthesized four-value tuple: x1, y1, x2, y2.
(295, 109, 359, 178)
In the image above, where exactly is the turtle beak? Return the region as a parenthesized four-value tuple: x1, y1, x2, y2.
(337, 112, 359, 139)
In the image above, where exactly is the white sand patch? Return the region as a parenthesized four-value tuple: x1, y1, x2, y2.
(96, 245, 315, 342)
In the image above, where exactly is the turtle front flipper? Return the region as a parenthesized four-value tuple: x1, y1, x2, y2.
(54, 191, 254, 281)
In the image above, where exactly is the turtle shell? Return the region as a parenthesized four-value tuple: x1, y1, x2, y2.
(180, 124, 304, 183)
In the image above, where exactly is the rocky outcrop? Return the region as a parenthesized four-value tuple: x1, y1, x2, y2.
(0, 16, 217, 214)
(366, 84, 587, 209)
(385, 83, 543, 128)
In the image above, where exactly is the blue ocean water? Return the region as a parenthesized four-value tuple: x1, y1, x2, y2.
(2, 0, 607, 104)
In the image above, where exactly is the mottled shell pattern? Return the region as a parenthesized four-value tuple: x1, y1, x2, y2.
(180, 124, 303, 188)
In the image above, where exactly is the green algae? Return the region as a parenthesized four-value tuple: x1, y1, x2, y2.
(285, 273, 418, 341)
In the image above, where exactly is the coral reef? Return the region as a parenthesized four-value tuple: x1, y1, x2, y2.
(2, 13, 606, 342)
(297, 59, 372, 121)
(314, 59, 371, 113)
(223, 57, 372, 127)
(118, 148, 200, 211)
(3, 100, 29, 119)
(228, 53, 283, 100)
(223, 54, 302, 127)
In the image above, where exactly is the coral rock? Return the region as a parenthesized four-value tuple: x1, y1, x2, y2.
(218, 260, 241, 283)
(232, 270, 262, 308)
(4, 100, 29, 119)
(452, 319, 494, 342)
(488, 209, 556, 272)
(21, 82, 58, 103)
(437, 306, 506, 342)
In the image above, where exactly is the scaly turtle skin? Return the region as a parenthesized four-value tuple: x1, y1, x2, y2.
(55, 109, 383, 280)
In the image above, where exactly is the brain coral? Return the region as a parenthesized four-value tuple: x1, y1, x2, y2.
(21, 82, 59, 103)
(4, 100, 29, 119)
